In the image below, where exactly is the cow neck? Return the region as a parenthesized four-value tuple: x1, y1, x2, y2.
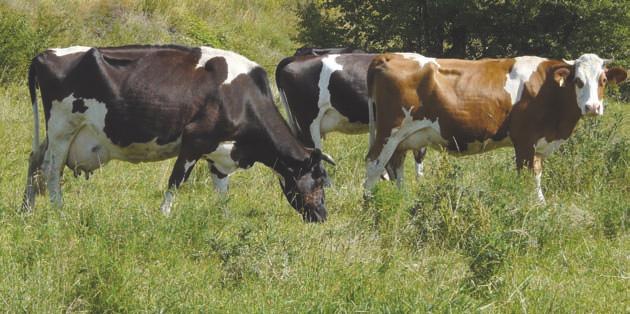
(541, 78, 582, 140)
(248, 106, 311, 178)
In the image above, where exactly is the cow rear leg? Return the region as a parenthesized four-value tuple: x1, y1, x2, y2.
(413, 147, 427, 178)
(22, 139, 48, 211)
(42, 136, 73, 207)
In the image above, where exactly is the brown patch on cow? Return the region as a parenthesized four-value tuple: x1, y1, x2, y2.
(204, 56, 229, 84)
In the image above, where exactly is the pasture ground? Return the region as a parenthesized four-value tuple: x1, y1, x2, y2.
(0, 82, 628, 312)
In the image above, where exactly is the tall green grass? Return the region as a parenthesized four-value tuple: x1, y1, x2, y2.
(0, 1, 629, 312)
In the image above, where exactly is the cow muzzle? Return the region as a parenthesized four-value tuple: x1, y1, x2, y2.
(584, 103, 603, 116)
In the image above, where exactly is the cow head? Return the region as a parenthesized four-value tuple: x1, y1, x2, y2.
(556, 54, 627, 116)
(279, 149, 333, 222)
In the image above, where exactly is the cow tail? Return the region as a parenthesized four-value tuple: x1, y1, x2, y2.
(28, 62, 40, 153)
(275, 57, 300, 135)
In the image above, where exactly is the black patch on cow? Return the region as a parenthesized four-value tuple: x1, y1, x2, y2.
(249, 66, 270, 97)
(204, 56, 228, 84)
(327, 54, 375, 124)
(275, 57, 324, 146)
(72, 98, 87, 113)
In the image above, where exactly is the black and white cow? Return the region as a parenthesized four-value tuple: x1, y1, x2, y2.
(275, 52, 427, 177)
(22, 45, 333, 222)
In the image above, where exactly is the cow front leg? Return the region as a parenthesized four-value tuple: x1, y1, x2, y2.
(413, 147, 427, 178)
(365, 136, 401, 191)
(385, 150, 407, 188)
(209, 164, 229, 193)
(160, 157, 198, 216)
(515, 145, 545, 203)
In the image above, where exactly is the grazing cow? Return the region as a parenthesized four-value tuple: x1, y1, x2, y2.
(276, 52, 428, 177)
(365, 53, 626, 201)
(22, 45, 333, 222)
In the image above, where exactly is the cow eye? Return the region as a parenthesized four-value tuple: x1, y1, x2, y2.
(602, 77, 607, 84)
(575, 78, 584, 88)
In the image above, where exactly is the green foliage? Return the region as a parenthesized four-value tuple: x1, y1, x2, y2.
(298, 0, 630, 61)
(0, 1, 629, 312)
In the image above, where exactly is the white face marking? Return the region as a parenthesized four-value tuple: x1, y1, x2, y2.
(534, 137, 565, 157)
(365, 107, 445, 190)
(396, 53, 439, 68)
(203, 141, 239, 176)
(572, 54, 606, 115)
(50, 46, 91, 57)
(504, 56, 547, 105)
(195, 46, 258, 84)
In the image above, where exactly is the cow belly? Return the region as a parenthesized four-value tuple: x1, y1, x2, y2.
(320, 109, 367, 135)
(66, 127, 111, 173)
(447, 137, 513, 156)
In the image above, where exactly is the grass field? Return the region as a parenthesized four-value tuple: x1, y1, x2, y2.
(1, 0, 629, 312)
(1, 80, 629, 311)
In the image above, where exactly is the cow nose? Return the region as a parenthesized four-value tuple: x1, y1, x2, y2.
(585, 103, 601, 115)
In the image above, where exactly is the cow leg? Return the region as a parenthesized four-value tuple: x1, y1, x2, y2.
(515, 145, 545, 203)
(42, 134, 74, 207)
(209, 164, 229, 193)
(22, 139, 48, 211)
(365, 136, 401, 191)
(386, 150, 407, 188)
(413, 147, 427, 178)
(533, 154, 545, 203)
(160, 157, 198, 216)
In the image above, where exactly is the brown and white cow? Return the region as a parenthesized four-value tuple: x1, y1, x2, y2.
(22, 45, 333, 222)
(365, 53, 627, 201)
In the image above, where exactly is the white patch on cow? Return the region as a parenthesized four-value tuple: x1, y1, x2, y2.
(396, 53, 439, 68)
(504, 56, 547, 105)
(211, 173, 229, 193)
(572, 54, 606, 115)
(182, 159, 197, 185)
(365, 107, 445, 190)
(160, 190, 175, 216)
(203, 141, 238, 177)
(52, 95, 183, 179)
(308, 54, 345, 148)
(320, 108, 366, 135)
(415, 162, 424, 177)
(50, 46, 91, 57)
(196, 46, 258, 84)
(534, 137, 565, 157)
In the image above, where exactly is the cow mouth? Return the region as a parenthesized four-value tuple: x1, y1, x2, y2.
(302, 205, 327, 222)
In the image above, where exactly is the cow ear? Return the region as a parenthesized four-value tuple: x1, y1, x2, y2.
(554, 67, 571, 87)
(606, 67, 628, 84)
